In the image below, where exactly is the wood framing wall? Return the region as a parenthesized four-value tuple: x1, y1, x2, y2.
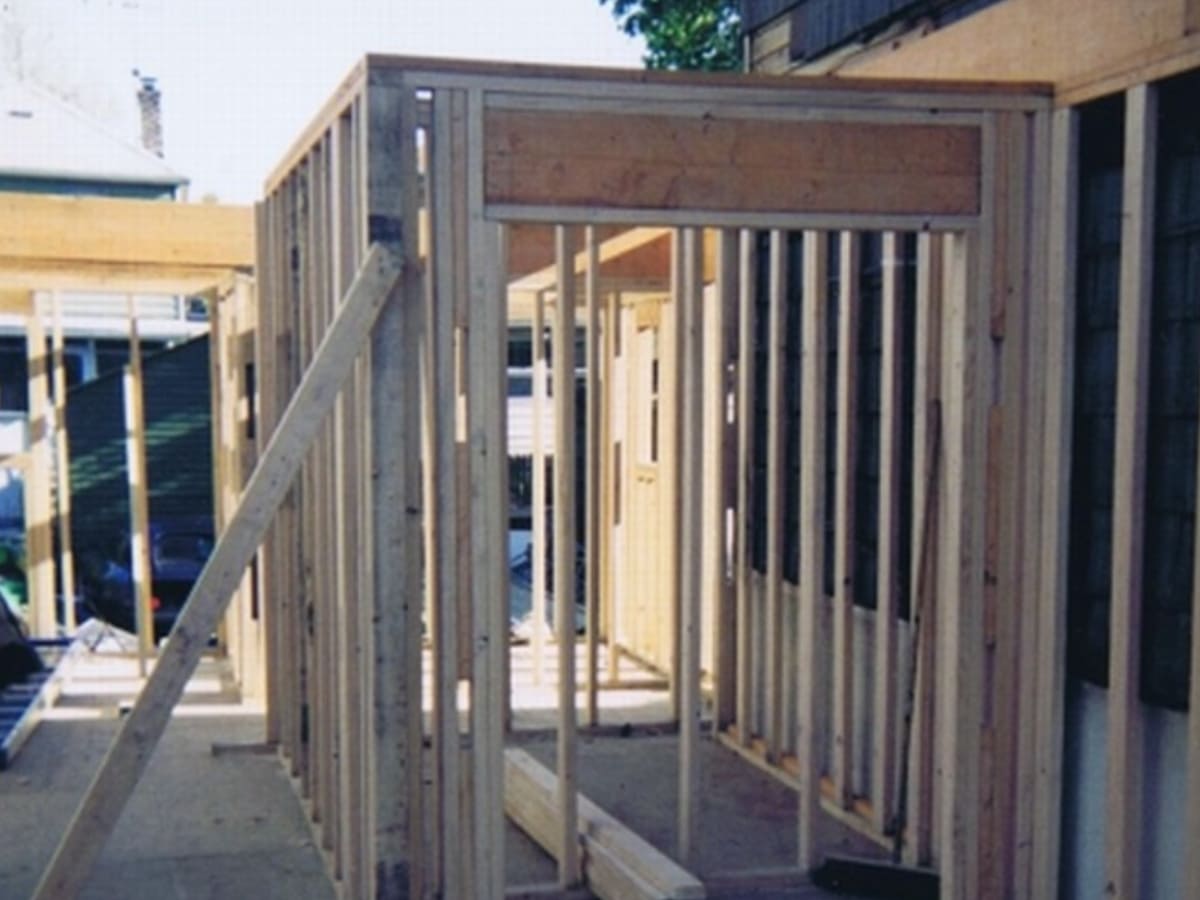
(244, 57, 1054, 900)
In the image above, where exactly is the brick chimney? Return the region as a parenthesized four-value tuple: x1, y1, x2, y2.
(134, 71, 163, 157)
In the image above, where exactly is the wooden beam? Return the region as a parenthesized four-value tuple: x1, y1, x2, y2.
(832, 231, 861, 810)
(710, 229, 737, 731)
(30, 243, 402, 900)
(554, 224, 581, 888)
(24, 299, 55, 639)
(124, 298, 155, 670)
(532, 290, 549, 687)
(467, 86, 508, 900)
(485, 110, 981, 217)
(505, 749, 705, 900)
(428, 86, 465, 900)
(0, 192, 253, 271)
(872, 231, 903, 833)
(1031, 107, 1079, 898)
(764, 229, 787, 758)
(1105, 82, 1157, 900)
(676, 226, 703, 866)
(797, 230, 830, 868)
(50, 293, 76, 633)
(734, 230, 755, 746)
(585, 226, 602, 727)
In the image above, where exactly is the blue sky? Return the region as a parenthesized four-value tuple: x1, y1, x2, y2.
(2, 0, 645, 202)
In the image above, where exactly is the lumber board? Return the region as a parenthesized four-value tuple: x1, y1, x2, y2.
(366, 82, 427, 900)
(532, 290, 549, 687)
(796, 230, 830, 868)
(553, 224, 581, 888)
(1105, 83, 1157, 900)
(30, 243, 401, 900)
(50, 292, 76, 634)
(832, 231, 861, 810)
(504, 748, 706, 900)
(466, 86, 509, 900)
(0, 192, 253, 271)
(429, 86, 465, 899)
(585, 226, 601, 727)
(763, 230, 786, 759)
(676, 227, 704, 866)
(937, 231, 985, 900)
(733, 229, 756, 747)
(24, 302, 55, 639)
(486, 110, 980, 217)
(710, 229, 737, 731)
(871, 231, 902, 834)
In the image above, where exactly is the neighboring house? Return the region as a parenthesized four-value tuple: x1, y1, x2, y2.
(0, 74, 211, 588)
(741, 3, 1198, 898)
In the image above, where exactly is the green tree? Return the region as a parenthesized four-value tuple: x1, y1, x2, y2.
(599, 0, 742, 71)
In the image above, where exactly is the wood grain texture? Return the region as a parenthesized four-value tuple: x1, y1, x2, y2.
(485, 110, 980, 216)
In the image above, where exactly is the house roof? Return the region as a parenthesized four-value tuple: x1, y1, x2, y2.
(0, 79, 186, 188)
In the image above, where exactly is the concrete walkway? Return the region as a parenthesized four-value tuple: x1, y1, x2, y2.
(0, 634, 333, 900)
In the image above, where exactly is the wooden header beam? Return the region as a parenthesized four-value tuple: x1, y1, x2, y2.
(0, 192, 254, 293)
(486, 110, 981, 218)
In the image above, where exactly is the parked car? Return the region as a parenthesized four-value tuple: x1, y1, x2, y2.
(88, 517, 214, 640)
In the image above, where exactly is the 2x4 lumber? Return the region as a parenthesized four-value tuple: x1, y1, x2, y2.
(710, 229, 737, 731)
(532, 290, 549, 687)
(763, 230, 787, 758)
(832, 231, 861, 810)
(553, 224, 581, 888)
(733, 230, 755, 746)
(937, 232, 985, 900)
(1106, 82, 1157, 900)
(429, 86, 465, 900)
(0, 191, 253, 270)
(484, 110, 981, 217)
(24, 300, 55, 639)
(467, 86, 509, 900)
(504, 748, 705, 900)
(1031, 106, 1078, 898)
(366, 80, 427, 900)
(665, 236, 684, 718)
(31, 242, 402, 900)
(585, 226, 602, 727)
(50, 292, 76, 633)
(904, 233, 944, 868)
(871, 232, 903, 833)
(796, 230, 830, 869)
(602, 291, 620, 686)
(676, 227, 704, 867)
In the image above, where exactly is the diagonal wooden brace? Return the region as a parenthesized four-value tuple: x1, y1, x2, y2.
(33, 242, 402, 900)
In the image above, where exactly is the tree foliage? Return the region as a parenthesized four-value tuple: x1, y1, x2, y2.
(599, 0, 742, 72)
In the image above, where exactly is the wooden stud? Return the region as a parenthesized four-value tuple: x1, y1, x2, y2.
(665, 233, 685, 719)
(872, 231, 903, 833)
(123, 297, 154, 669)
(1105, 82, 1157, 900)
(677, 226, 704, 867)
(602, 290, 619, 687)
(710, 229, 737, 731)
(832, 231, 861, 810)
(938, 230, 986, 900)
(585, 225, 602, 727)
(467, 86, 509, 900)
(764, 229, 787, 759)
(365, 78, 426, 899)
(904, 233, 944, 868)
(429, 87, 464, 900)
(797, 230, 830, 868)
(734, 230, 755, 746)
(31, 244, 402, 900)
(553, 224, 581, 888)
(24, 298, 55, 640)
(50, 292, 76, 634)
(532, 289, 549, 688)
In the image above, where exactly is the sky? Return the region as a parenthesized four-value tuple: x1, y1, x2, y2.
(1, 0, 646, 202)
